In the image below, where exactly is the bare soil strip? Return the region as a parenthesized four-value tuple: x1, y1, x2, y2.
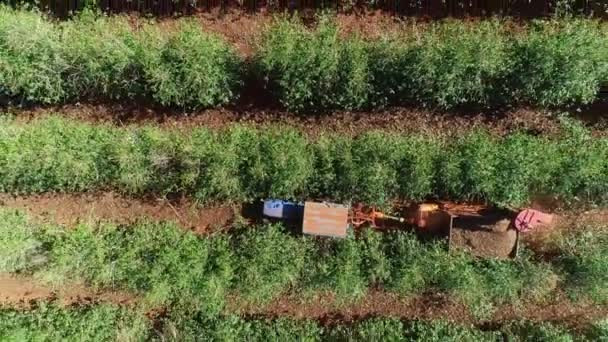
(0, 192, 236, 235)
(1, 273, 605, 332)
(227, 291, 608, 332)
(0, 274, 136, 308)
(6, 101, 608, 138)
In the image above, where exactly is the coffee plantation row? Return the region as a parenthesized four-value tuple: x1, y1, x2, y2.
(0, 303, 608, 342)
(1, 6, 607, 111)
(1, 116, 606, 207)
(2, 209, 607, 318)
(2, 303, 607, 341)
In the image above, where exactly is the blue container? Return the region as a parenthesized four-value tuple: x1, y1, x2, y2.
(263, 200, 304, 220)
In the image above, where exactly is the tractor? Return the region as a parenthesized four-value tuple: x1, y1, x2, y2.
(262, 200, 553, 258)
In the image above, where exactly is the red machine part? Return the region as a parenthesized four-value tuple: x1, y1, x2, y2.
(349, 204, 404, 229)
(514, 209, 554, 233)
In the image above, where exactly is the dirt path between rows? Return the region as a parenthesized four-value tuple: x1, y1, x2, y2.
(0, 274, 136, 307)
(0, 192, 236, 235)
(227, 291, 608, 332)
(7, 102, 608, 138)
(1, 273, 605, 332)
(1, 192, 605, 239)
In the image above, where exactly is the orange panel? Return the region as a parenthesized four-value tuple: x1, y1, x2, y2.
(302, 202, 349, 238)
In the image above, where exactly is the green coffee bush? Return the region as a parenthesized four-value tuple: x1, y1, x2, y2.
(41, 220, 233, 311)
(0, 118, 116, 193)
(0, 210, 46, 273)
(1, 209, 602, 320)
(3, 117, 608, 207)
(0, 6, 242, 108)
(2, 303, 595, 342)
(1, 8, 607, 110)
(0, 6, 66, 104)
(142, 20, 243, 109)
(233, 224, 311, 302)
(407, 20, 512, 108)
(256, 16, 373, 112)
(0, 304, 151, 342)
(60, 11, 144, 100)
(510, 19, 608, 106)
(557, 228, 608, 303)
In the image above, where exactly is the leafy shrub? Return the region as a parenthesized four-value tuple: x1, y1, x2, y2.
(1, 8, 608, 110)
(315, 233, 368, 300)
(550, 118, 608, 205)
(384, 231, 554, 315)
(3, 117, 608, 207)
(501, 321, 575, 342)
(407, 20, 512, 108)
(0, 6, 241, 108)
(557, 227, 608, 303)
(233, 224, 311, 302)
(256, 16, 373, 112)
(509, 19, 608, 106)
(0, 6, 66, 104)
(141, 20, 242, 109)
(589, 319, 608, 341)
(112, 127, 191, 195)
(229, 126, 314, 200)
(0, 210, 46, 273)
(2, 303, 598, 342)
(0, 303, 150, 342)
(0, 118, 116, 193)
(40, 221, 233, 312)
(60, 11, 144, 100)
(437, 131, 500, 202)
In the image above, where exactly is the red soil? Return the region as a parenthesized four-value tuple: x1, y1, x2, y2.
(8, 103, 581, 138)
(0, 274, 136, 308)
(0, 192, 236, 235)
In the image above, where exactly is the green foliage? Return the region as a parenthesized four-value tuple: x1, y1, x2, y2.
(501, 321, 575, 342)
(384, 231, 554, 316)
(2, 117, 608, 207)
(0, 303, 150, 342)
(327, 319, 498, 341)
(233, 224, 311, 302)
(510, 19, 608, 107)
(60, 11, 143, 100)
(161, 311, 324, 341)
(557, 227, 608, 303)
(407, 20, 511, 108)
(141, 20, 242, 109)
(0, 6, 241, 108)
(39, 220, 233, 312)
(314, 233, 368, 300)
(0, 210, 46, 273)
(0, 6, 66, 104)
(0, 118, 116, 193)
(257, 16, 608, 111)
(1, 210, 608, 340)
(256, 16, 374, 112)
(2, 302, 599, 342)
(589, 319, 608, 341)
(550, 118, 608, 205)
(0, 8, 607, 110)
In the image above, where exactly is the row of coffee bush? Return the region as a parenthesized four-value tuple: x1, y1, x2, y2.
(1, 116, 606, 207)
(1, 7, 606, 111)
